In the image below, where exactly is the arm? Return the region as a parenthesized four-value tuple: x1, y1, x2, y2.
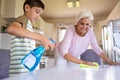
(6, 22, 55, 50)
(64, 53, 96, 66)
(90, 30, 118, 65)
(64, 53, 84, 64)
(99, 52, 118, 65)
(92, 32, 118, 65)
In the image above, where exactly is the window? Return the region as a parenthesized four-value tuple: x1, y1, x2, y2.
(57, 24, 67, 42)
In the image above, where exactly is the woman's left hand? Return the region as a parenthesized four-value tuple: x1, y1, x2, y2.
(106, 61, 120, 65)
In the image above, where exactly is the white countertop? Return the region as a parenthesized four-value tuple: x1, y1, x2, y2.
(2, 65, 120, 80)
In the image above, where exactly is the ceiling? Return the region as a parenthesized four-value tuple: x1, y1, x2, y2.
(41, 0, 119, 21)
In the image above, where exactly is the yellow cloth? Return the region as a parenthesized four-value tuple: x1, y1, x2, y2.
(80, 62, 99, 68)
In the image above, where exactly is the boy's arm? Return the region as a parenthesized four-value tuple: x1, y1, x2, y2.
(6, 22, 55, 50)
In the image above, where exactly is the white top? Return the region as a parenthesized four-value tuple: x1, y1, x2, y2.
(58, 25, 103, 57)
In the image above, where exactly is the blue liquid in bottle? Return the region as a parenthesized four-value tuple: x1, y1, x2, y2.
(21, 39, 56, 71)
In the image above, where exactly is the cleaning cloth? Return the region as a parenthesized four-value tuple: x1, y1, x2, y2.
(80, 62, 99, 68)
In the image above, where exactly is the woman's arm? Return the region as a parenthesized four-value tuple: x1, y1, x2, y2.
(64, 53, 96, 66)
(90, 30, 119, 65)
(99, 52, 118, 65)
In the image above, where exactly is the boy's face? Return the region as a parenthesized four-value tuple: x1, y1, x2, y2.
(25, 4, 44, 23)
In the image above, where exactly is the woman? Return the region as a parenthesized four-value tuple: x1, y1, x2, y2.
(57, 10, 118, 67)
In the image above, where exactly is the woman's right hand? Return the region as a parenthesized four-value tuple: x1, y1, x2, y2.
(82, 61, 98, 66)
(86, 62, 98, 66)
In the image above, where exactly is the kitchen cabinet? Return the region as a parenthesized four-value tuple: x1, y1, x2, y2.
(0, 0, 1, 15)
(0, 0, 25, 18)
(40, 57, 55, 69)
(0, 33, 11, 49)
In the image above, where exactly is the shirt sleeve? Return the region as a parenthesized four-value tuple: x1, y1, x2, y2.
(15, 15, 28, 28)
(91, 30, 103, 55)
(58, 26, 74, 56)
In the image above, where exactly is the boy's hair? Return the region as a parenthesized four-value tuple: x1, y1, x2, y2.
(23, 0, 44, 12)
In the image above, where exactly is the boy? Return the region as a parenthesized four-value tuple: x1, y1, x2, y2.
(6, 0, 55, 77)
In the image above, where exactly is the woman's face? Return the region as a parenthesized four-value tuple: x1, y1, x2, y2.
(76, 18, 92, 36)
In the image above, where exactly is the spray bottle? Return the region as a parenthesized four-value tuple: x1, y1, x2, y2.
(21, 38, 56, 71)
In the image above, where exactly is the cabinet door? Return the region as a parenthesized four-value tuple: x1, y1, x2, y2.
(0, 0, 1, 15)
(1, 0, 24, 18)
(0, 33, 11, 49)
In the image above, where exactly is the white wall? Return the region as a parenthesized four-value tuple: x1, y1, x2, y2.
(106, 1, 120, 22)
(97, 1, 120, 45)
(45, 18, 75, 24)
(33, 17, 58, 42)
(93, 22, 102, 45)
(99, 1, 120, 27)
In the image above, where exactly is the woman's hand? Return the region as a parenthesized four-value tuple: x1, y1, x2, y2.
(99, 53, 120, 65)
(106, 61, 120, 65)
(82, 61, 98, 66)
